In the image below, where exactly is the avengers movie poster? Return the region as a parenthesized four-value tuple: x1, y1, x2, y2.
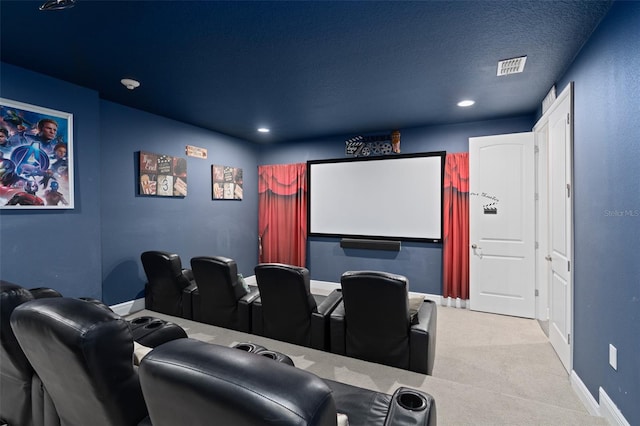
(0, 98, 74, 209)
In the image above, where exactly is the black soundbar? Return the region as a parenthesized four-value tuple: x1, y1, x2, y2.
(340, 238, 401, 251)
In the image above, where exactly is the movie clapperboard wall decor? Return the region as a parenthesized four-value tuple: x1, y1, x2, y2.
(211, 164, 243, 200)
(139, 151, 187, 197)
(344, 130, 401, 157)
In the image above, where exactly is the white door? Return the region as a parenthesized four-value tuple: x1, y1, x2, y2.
(546, 85, 573, 372)
(469, 133, 535, 318)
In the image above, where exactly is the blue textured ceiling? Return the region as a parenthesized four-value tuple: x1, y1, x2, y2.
(0, 0, 612, 143)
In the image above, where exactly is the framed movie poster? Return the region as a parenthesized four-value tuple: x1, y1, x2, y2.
(212, 164, 243, 200)
(139, 151, 187, 197)
(0, 98, 74, 209)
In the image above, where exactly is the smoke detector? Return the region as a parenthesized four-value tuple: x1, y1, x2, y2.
(121, 78, 141, 90)
(497, 56, 527, 76)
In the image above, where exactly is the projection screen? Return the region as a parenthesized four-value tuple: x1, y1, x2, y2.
(308, 152, 445, 242)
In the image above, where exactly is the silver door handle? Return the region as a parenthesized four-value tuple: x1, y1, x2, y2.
(472, 244, 478, 249)
(545, 255, 552, 261)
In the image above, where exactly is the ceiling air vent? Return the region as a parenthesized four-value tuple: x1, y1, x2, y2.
(497, 56, 527, 76)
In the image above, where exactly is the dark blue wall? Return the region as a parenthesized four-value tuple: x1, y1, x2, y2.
(259, 116, 533, 293)
(1, 63, 260, 305)
(99, 102, 260, 305)
(556, 2, 639, 424)
(0, 63, 103, 299)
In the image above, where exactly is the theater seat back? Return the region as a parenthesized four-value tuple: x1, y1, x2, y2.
(11, 297, 148, 426)
(139, 338, 337, 426)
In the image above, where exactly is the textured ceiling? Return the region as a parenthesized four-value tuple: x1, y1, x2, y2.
(0, 1, 612, 143)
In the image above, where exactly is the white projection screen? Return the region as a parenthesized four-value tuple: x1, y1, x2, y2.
(308, 152, 445, 242)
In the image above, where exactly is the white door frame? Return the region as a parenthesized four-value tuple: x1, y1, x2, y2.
(534, 120, 550, 322)
(533, 82, 574, 372)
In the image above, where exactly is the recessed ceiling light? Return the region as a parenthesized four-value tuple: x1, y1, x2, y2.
(457, 100, 475, 107)
(257, 128, 270, 133)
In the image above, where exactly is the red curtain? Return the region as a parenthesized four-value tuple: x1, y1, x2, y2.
(258, 163, 307, 267)
(443, 153, 469, 299)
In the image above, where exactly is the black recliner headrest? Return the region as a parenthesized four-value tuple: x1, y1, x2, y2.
(11, 297, 148, 426)
(0, 281, 35, 377)
(139, 338, 337, 426)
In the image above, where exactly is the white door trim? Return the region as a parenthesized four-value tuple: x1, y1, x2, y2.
(533, 82, 574, 373)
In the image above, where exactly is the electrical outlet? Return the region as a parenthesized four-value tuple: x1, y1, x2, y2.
(609, 344, 617, 370)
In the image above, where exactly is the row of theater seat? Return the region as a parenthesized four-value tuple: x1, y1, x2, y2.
(141, 250, 437, 375)
(1, 281, 436, 426)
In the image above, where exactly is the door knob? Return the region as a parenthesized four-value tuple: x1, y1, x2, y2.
(545, 255, 552, 261)
(472, 244, 478, 249)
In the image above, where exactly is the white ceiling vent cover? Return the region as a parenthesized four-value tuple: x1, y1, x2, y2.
(497, 56, 527, 76)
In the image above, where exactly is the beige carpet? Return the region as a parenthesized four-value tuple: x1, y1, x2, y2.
(128, 306, 607, 426)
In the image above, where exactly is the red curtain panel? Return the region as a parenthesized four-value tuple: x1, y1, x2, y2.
(258, 163, 307, 267)
(442, 153, 469, 299)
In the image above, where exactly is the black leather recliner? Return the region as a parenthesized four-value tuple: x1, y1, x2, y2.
(0, 281, 61, 426)
(252, 263, 342, 350)
(139, 338, 436, 426)
(190, 256, 259, 332)
(10, 297, 151, 426)
(330, 271, 437, 375)
(141, 250, 197, 318)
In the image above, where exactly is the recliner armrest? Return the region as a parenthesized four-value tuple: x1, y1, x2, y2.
(240, 287, 260, 305)
(329, 301, 346, 355)
(181, 282, 197, 320)
(311, 289, 343, 350)
(316, 289, 343, 316)
(409, 299, 437, 375)
(237, 288, 260, 333)
(181, 268, 194, 282)
(251, 297, 264, 336)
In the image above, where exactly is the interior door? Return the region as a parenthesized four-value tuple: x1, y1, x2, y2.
(469, 132, 535, 318)
(546, 85, 573, 373)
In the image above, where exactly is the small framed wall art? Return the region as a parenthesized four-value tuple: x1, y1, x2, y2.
(212, 164, 243, 200)
(139, 151, 187, 197)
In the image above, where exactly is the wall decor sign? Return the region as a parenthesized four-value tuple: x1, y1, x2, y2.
(212, 165, 243, 200)
(0, 98, 74, 209)
(185, 145, 207, 159)
(139, 151, 187, 197)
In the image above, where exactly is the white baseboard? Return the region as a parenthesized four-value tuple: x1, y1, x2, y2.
(599, 386, 631, 426)
(570, 370, 630, 425)
(570, 370, 600, 416)
(440, 296, 468, 309)
(110, 298, 145, 317)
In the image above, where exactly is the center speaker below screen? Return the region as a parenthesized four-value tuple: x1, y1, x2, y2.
(340, 238, 401, 251)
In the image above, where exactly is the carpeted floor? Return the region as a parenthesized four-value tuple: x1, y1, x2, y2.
(127, 306, 607, 426)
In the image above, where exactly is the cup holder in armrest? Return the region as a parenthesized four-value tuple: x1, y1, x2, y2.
(130, 316, 154, 326)
(256, 350, 295, 367)
(232, 342, 266, 353)
(396, 390, 427, 412)
(145, 320, 164, 330)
